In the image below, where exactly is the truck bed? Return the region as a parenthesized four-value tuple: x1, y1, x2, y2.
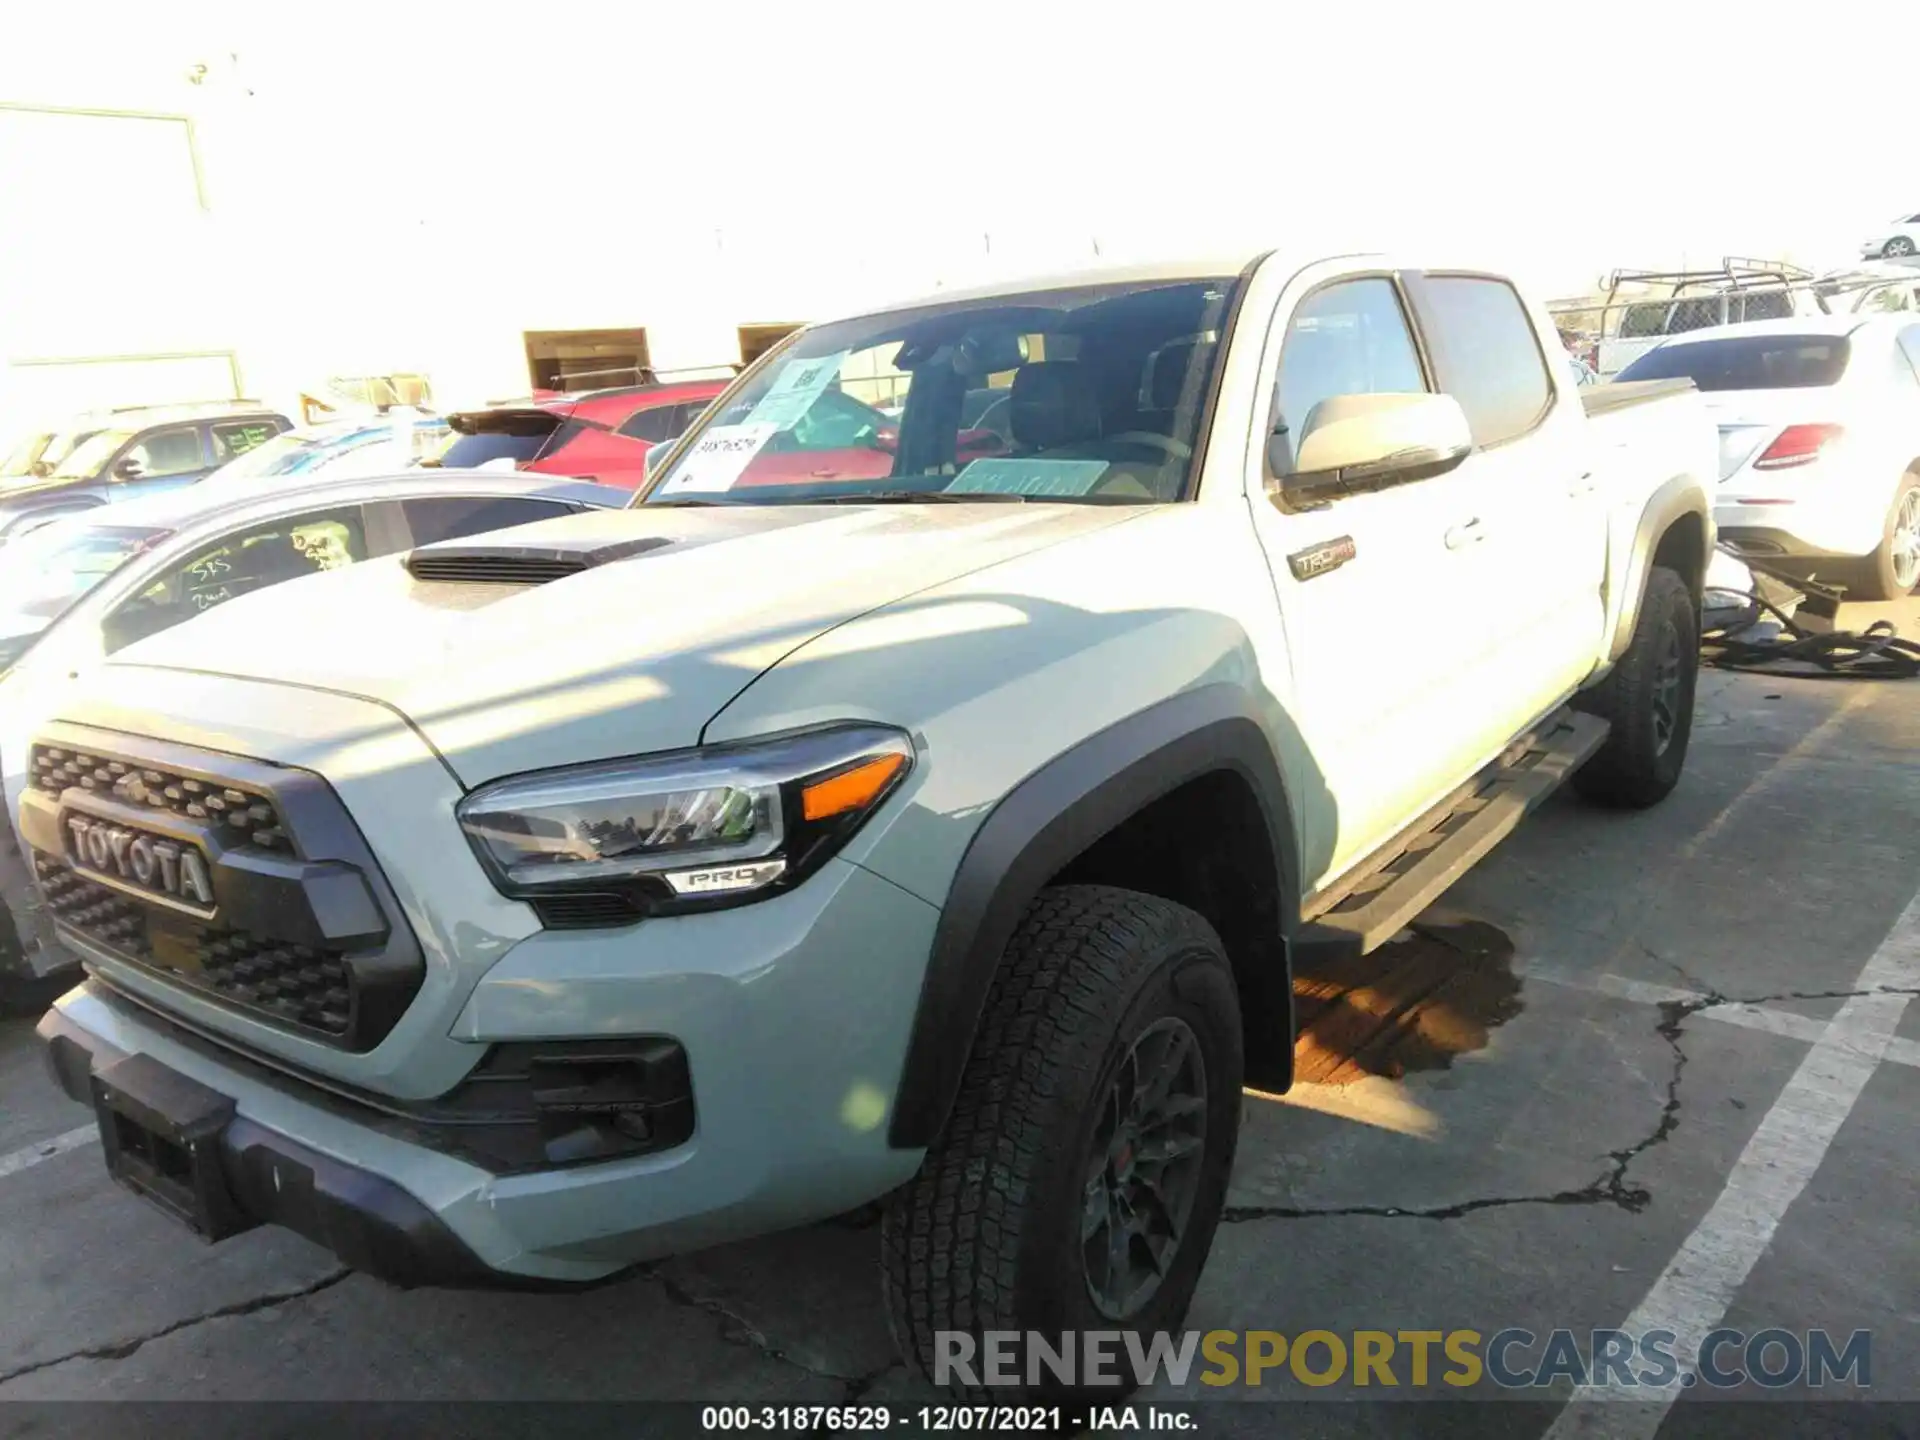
(1580, 377, 1696, 417)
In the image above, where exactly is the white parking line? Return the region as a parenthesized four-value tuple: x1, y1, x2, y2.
(0, 1124, 99, 1182)
(1542, 884, 1920, 1437)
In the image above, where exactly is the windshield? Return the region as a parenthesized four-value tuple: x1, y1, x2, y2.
(49, 428, 138, 480)
(0, 521, 169, 632)
(1, 432, 54, 478)
(1618, 335, 1851, 391)
(637, 277, 1241, 506)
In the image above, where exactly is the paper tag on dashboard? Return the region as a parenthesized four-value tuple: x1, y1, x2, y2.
(744, 351, 852, 432)
(948, 458, 1111, 496)
(653, 423, 779, 495)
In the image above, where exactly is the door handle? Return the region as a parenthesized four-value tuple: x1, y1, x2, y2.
(1443, 518, 1485, 550)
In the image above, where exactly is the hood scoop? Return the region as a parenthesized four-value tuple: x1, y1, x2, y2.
(404, 534, 674, 586)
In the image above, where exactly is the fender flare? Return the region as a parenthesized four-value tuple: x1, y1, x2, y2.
(1607, 474, 1712, 664)
(886, 682, 1300, 1150)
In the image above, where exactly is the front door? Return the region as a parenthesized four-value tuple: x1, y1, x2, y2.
(1243, 269, 1509, 889)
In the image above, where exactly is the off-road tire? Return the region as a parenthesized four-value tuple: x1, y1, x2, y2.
(881, 885, 1243, 1401)
(1834, 474, 1920, 601)
(1573, 565, 1698, 808)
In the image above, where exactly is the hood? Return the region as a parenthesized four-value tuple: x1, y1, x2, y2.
(105, 502, 1143, 785)
(0, 475, 93, 520)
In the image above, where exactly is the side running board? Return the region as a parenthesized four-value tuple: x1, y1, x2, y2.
(1300, 708, 1611, 955)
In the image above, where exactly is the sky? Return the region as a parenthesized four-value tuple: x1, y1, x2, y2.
(185, 0, 1913, 299)
(2, 0, 1914, 407)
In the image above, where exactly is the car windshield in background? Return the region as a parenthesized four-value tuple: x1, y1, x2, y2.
(48, 428, 137, 480)
(1, 432, 52, 478)
(209, 429, 337, 480)
(1617, 335, 1851, 391)
(637, 277, 1241, 506)
(0, 521, 169, 650)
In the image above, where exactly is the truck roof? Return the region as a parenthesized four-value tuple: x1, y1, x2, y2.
(845, 251, 1280, 318)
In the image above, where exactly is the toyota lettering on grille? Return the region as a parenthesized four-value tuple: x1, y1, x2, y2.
(63, 814, 215, 911)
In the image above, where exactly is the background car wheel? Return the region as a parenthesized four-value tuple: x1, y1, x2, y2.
(1887, 236, 1917, 257)
(1573, 565, 1698, 809)
(882, 885, 1242, 1401)
(1835, 475, 1920, 601)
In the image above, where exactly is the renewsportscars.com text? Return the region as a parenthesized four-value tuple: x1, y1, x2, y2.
(934, 1328, 1872, 1391)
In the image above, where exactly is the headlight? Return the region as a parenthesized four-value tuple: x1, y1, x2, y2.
(455, 723, 913, 913)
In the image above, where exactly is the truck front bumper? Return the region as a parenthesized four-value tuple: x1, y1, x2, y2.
(41, 1002, 521, 1288)
(36, 854, 941, 1285)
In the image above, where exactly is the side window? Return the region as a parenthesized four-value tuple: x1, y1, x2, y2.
(211, 420, 281, 462)
(102, 506, 369, 653)
(1421, 276, 1556, 448)
(120, 427, 206, 480)
(1271, 277, 1427, 470)
(1895, 327, 1920, 387)
(615, 405, 683, 444)
(402, 496, 573, 547)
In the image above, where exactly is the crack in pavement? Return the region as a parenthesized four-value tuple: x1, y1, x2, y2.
(0, 1268, 352, 1389)
(1224, 983, 1918, 1227)
(642, 1265, 893, 1399)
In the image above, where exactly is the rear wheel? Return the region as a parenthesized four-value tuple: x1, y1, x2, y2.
(882, 886, 1243, 1401)
(1574, 565, 1698, 809)
(1836, 475, 1920, 601)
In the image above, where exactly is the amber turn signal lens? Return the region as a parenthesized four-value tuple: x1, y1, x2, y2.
(800, 752, 906, 821)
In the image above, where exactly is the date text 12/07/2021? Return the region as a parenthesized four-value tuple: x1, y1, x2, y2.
(699, 1405, 1197, 1431)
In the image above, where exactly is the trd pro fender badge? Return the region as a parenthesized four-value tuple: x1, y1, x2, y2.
(1287, 535, 1357, 581)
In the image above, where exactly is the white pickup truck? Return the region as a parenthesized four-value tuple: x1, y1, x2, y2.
(29, 250, 1716, 1394)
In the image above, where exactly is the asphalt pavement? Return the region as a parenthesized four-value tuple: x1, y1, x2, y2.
(0, 611, 1916, 1439)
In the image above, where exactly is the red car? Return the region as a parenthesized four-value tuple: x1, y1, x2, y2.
(435, 380, 729, 490)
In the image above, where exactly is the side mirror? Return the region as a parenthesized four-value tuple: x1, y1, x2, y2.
(1269, 392, 1472, 504)
(871, 426, 899, 454)
(111, 457, 144, 481)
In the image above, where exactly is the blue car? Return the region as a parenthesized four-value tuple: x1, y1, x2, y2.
(0, 404, 294, 548)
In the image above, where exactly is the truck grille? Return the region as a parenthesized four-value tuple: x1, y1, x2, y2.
(22, 723, 424, 1052)
(31, 745, 293, 855)
(35, 854, 355, 1037)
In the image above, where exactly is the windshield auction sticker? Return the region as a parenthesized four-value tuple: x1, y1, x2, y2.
(653, 423, 780, 495)
(744, 350, 852, 432)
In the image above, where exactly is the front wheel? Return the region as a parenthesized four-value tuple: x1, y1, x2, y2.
(1886, 235, 1917, 258)
(1573, 565, 1698, 809)
(882, 886, 1243, 1401)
